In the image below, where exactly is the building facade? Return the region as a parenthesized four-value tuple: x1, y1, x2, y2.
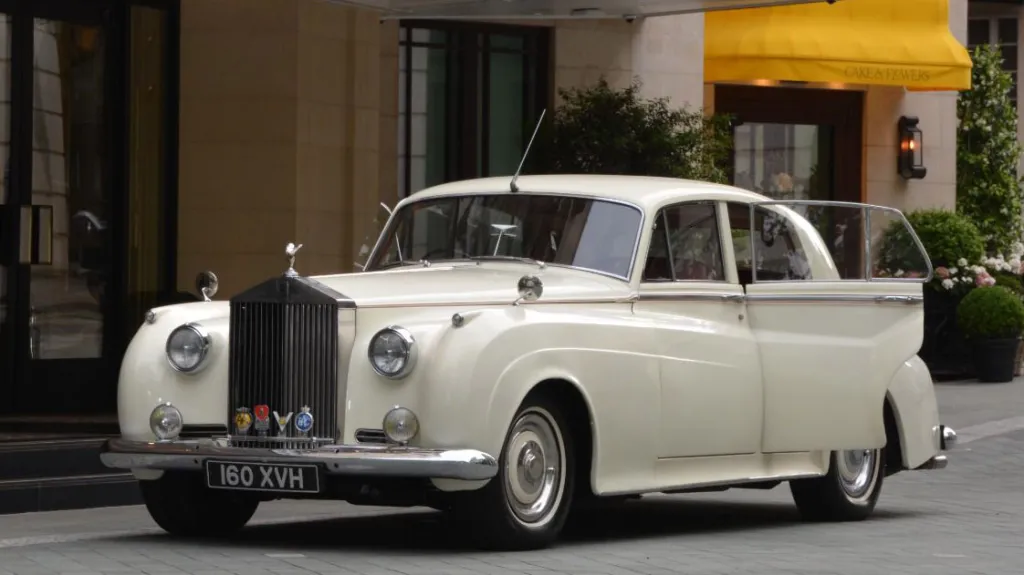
(0, 0, 972, 509)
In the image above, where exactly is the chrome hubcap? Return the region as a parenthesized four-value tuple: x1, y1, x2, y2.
(503, 409, 565, 526)
(836, 449, 878, 500)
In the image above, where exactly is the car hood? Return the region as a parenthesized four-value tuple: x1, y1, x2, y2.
(309, 262, 633, 307)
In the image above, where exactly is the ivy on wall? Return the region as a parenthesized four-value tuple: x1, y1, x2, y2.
(956, 44, 1024, 254)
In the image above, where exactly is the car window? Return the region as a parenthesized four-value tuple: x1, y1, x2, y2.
(643, 201, 725, 282)
(726, 202, 812, 283)
(368, 194, 643, 279)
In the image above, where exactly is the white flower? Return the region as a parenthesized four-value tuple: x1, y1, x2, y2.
(942, 278, 955, 290)
(895, 269, 905, 277)
(958, 258, 968, 267)
(949, 267, 959, 275)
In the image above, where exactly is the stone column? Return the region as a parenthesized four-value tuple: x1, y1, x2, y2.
(177, 0, 386, 297)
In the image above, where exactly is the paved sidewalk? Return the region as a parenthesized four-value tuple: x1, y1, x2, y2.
(0, 379, 1016, 574)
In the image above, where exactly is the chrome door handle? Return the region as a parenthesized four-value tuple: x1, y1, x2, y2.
(874, 295, 915, 304)
(721, 294, 746, 303)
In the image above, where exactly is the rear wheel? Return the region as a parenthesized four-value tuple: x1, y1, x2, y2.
(140, 471, 260, 537)
(790, 448, 884, 522)
(453, 393, 575, 550)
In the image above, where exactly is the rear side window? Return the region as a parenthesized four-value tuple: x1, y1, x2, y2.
(643, 201, 725, 282)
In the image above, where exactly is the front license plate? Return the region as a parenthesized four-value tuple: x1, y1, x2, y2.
(205, 461, 320, 494)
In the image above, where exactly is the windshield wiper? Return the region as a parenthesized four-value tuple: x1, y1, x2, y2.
(468, 255, 546, 269)
(375, 259, 430, 270)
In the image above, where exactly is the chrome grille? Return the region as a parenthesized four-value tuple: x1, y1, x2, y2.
(227, 275, 349, 447)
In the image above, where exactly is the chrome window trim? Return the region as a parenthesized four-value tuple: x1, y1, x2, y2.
(745, 293, 923, 304)
(636, 292, 923, 305)
(363, 191, 646, 283)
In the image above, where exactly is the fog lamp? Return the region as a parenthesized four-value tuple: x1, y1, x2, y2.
(382, 406, 419, 444)
(150, 402, 183, 441)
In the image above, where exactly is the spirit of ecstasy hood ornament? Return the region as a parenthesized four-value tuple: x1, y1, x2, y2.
(285, 242, 303, 277)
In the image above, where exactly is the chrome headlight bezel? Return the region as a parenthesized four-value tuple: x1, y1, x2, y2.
(165, 322, 211, 374)
(367, 325, 418, 379)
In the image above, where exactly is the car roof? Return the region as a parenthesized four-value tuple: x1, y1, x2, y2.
(404, 174, 774, 211)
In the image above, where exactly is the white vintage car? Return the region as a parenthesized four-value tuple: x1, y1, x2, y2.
(100, 175, 956, 550)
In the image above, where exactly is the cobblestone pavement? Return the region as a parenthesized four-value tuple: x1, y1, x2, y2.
(0, 381, 1022, 575)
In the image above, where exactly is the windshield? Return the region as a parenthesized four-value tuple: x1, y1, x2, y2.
(365, 194, 644, 279)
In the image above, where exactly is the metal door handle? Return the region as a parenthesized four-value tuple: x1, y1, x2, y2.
(721, 293, 746, 303)
(874, 295, 915, 304)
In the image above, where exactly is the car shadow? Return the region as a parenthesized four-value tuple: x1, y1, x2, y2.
(119, 496, 924, 553)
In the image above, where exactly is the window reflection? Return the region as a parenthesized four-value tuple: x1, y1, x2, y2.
(29, 19, 106, 359)
(368, 194, 642, 279)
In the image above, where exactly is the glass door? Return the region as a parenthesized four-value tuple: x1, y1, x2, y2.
(0, 1, 117, 415)
(24, 10, 112, 413)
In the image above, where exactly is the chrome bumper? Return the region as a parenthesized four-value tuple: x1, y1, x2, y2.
(916, 424, 958, 471)
(99, 438, 499, 481)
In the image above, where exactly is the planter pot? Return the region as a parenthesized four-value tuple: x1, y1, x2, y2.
(971, 337, 1022, 383)
(920, 289, 973, 379)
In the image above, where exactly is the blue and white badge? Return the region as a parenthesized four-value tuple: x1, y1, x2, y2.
(294, 406, 314, 435)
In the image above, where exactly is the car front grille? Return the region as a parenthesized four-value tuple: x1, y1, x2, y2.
(227, 275, 349, 447)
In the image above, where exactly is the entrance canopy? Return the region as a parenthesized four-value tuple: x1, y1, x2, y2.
(705, 0, 973, 91)
(331, 0, 832, 20)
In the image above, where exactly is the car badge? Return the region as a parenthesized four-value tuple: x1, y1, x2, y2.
(273, 410, 293, 436)
(253, 404, 270, 437)
(294, 406, 314, 436)
(234, 407, 253, 436)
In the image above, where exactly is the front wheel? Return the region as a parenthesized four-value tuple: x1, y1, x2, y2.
(452, 393, 575, 550)
(790, 448, 884, 522)
(140, 471, 260, 537)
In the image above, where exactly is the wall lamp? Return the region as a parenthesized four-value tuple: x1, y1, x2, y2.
(897, 115, 926, 180)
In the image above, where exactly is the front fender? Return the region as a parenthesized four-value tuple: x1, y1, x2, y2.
(117, 302, 232, 441)
(419, 303, 659, 495)
(886, 355, 941, 470)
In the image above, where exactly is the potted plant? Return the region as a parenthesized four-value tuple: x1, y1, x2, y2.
(957, 285, 1024, 382)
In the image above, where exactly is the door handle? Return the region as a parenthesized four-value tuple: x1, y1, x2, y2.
(721, 293, 746, 303)
(18, 205, 53, 265)
(874, 295, 916, 304)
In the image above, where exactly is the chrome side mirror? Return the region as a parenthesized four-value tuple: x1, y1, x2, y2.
(195, 270, 219, 302)
(513, 275, 543, 306)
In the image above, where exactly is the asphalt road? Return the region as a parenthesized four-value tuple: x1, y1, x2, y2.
(0, 379, 1022, 575)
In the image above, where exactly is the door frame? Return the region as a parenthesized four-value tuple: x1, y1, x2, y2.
(0, 0, 179, 415)
(715, 85, 865, 281)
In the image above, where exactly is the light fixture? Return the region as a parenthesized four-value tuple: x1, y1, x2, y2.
(897, 115, 927, 180)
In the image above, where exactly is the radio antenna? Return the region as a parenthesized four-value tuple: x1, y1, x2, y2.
(510, 108, 546, 193)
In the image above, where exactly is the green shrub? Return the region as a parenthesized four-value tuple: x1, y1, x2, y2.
(957, 286, 1024, 340)
(528, 77, 734, 183)
(878, 209, 985, 272)
(957, 44, 1024, 254)
(992, 270, 1024, 296)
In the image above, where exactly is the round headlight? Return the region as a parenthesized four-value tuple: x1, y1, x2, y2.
(382, 406, 419, 444)
(150, 402, 183, 441)
(165, 323, 211, 373)
(368, 326, 417, 379)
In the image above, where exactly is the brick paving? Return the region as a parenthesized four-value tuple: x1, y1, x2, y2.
(0, 380, 1019, 574)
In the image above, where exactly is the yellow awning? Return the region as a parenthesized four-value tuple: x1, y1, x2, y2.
(705, 0, 973, 91)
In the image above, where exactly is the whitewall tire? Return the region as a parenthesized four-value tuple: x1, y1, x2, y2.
(453, 393, 575, 550)
(790, 448, 884, 522)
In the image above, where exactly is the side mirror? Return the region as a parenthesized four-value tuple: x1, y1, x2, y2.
(513, 275, 543, 306)
(195, 270, 219, 302)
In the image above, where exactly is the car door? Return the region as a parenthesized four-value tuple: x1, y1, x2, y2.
(726, 200, 928, 454)
(633, 200, 763, 459)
